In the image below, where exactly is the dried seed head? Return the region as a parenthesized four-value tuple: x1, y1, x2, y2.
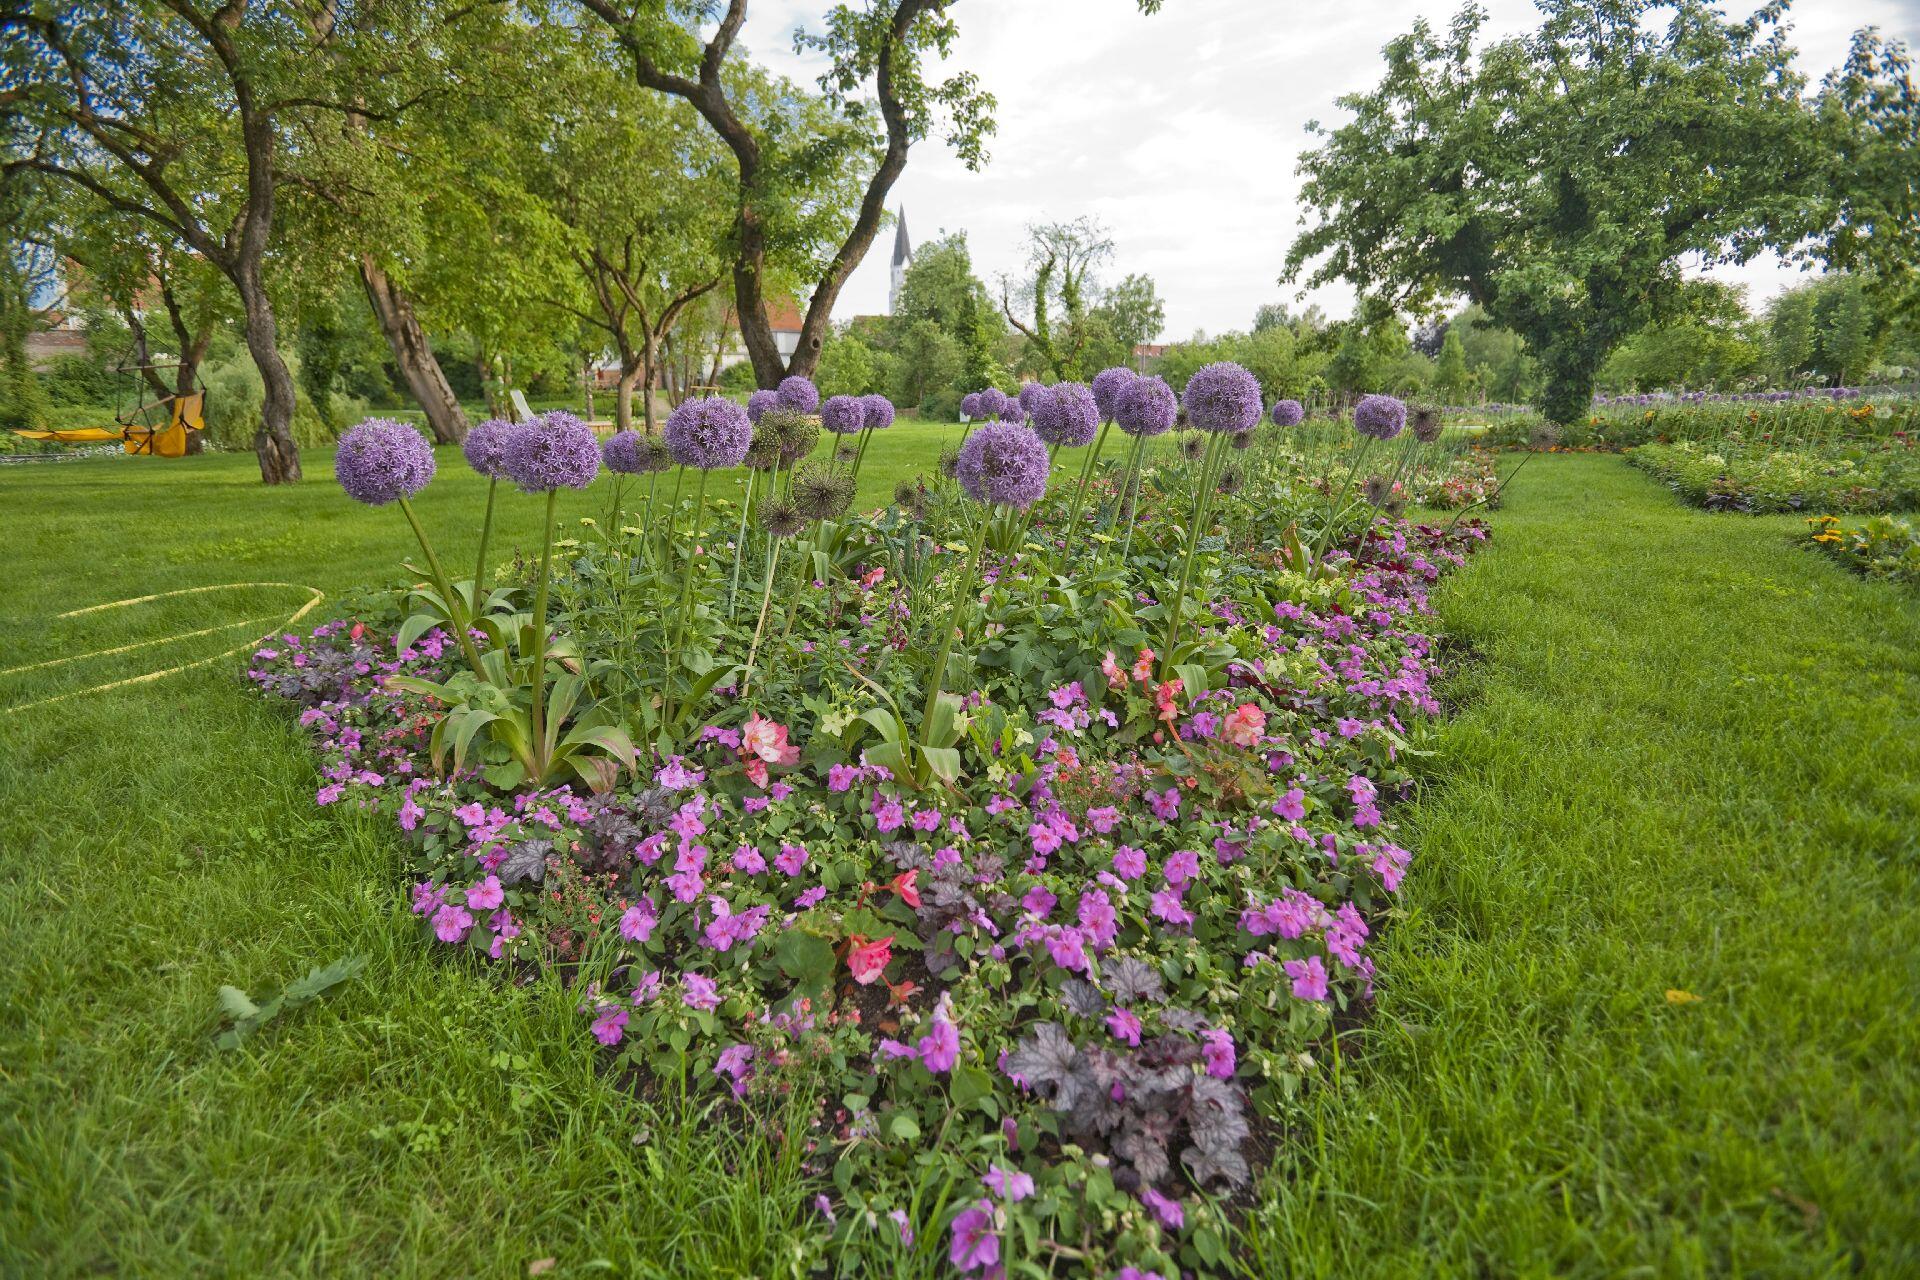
(758, 495, 806, 538)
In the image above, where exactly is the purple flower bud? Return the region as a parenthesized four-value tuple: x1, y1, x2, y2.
(461, 418, 517, 479)
(820, 395, 866, 435)
(1183, 362, 1262, 433)
(954, 422, 1050, 510)
(1091, 366, 1137, 421)
(1353, 393, 1408, 441)
(501, 411, 601, 492)
(664, 396, 753, 470)
(1271, 399, 1305, 427)
(602, 429, 673, 475)
(861, 394, 896, 430)
(335, 417, 435, 506)
(776, 376, 819, 415)
(1115, 375, 1177, 437)
(1035, 381, 1098, 447)
(747, 389, 779, 423)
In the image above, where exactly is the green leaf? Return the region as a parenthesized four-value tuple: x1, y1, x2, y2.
(773, 931, 836, 997)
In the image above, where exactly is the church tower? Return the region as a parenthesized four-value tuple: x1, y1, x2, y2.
(888, 207, 911, 313)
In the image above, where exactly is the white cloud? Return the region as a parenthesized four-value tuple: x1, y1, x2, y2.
(738, 0, 1918, 336)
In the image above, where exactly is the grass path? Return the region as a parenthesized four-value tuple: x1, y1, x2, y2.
(1247, 454, 1920, 1276)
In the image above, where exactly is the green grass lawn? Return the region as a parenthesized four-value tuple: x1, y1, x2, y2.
(3, 445, 1915, 1275)
(1244, 453, 1920, 1276)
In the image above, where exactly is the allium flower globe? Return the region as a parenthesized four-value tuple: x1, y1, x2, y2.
(820, 395, 865, 435)
(1353, 393, 1408, 440)
(978, 388, 1011, 421)
(954, 422, 1050, 510)
(861, 394, 896, 430)
(1017, 382, 1050, 415)
(746, 389, 779, 423)
(960, 391, 983, 419)
(501, 411, 601, 492)
(1271, 398, 1305, 427)
(1037, 381, 1099, 447)
(600, 429, 650, 474)
(335, 418, 436, 506)
(665, 396, 754, 470)
(1115, 376, 1177, 437)
(1091, 366, 1136, 421)
(775, 375, 819, 415)
(1183, 362, 1262, 433)
(1411, 404, 1442, 443)
(461, 417, 516, 478)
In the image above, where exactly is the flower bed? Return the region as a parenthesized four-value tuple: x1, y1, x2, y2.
(251, 372, 1487, 1277)
(1630, 437, 1919, 514)
(1802, 513, 1920, 585)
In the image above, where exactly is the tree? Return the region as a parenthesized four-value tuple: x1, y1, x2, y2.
(1431, 326, 1474, 401)
(1001, 216, 1113, 380)
(1807, 30, 1918, 319)
(0, 243, 49, 433)
(1285, 0, 1820, 423)
(888, 229, 1002, 394)
(1599, 282, 1763, 392)
(578, 1, 1163, 387)
(523, 44, 730, 433)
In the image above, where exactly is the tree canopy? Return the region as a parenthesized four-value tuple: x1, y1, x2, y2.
(1284, 0, 1822, 423)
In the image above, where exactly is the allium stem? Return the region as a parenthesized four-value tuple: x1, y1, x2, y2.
(741, 537, 781, 699)
(397, 495, 486, 680)
(472, 476, 497, 615)
(922, 513, 989, 734)
(727, 469, 755, 621)
(669, 468, 710, 677)
(528, 488, 559, 779)
(1060, 420, 1111, 560)
(1117, 434, 1146, 562)
(1160, 433, 1228, 679)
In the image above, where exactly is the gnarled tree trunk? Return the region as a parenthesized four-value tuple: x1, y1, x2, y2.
(236, 263, 301, 484)
(361, 255, 466, 444)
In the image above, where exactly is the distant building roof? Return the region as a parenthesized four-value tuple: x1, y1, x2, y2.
(766, 296, 805, 334)
(25, 328, 88, 370)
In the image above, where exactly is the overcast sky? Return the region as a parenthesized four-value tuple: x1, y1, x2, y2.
(740, 0, 1919, 339)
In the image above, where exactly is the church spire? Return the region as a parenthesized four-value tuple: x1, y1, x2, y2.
(888, 206, 911, 313)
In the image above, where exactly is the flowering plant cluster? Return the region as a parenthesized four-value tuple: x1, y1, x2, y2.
(1486, 394, 1917, 452)
(1631, 436, 1919, 514)
(262, 367, 1492, 1276)
(1802, 512, 1920, 585)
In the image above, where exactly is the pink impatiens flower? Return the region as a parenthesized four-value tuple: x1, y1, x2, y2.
(983, 1164, 1035, 1202)
(847, 935, 894, 985)
(466, 874, 504, 910)
(1284, 954, 1330, 1002)
(619, 898, 658, 942)
(948, 1200, 999, 1272)
(589, 1005, 628, 1045)
(1222, 702, 1266, 747)
(431, 903, 472, 943)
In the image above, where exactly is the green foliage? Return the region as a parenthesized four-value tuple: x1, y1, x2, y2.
(1806, 30, 1920, 320)
(215, 955, 368, 1051)
(1287, 0, 1821, 422)
(1432, 327, 1474, 401)
(1598, 281, 1764, 393)
(1803, 512, 1920, 585)
(0, 249, 49, 433)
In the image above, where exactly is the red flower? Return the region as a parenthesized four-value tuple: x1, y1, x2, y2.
(847, 934, 894, 985)
(890, 869, 921, 909)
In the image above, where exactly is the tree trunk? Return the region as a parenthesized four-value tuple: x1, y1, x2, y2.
(361, 255, 467, 444)
(475, 348, 501, 418)
(237, 265, 301, 484)
(615, 356, 644, 434)
(641, 330, 659, 433)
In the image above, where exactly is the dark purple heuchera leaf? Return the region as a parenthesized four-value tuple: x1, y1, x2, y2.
(1061, 979, 1107, 1020)
(574, 799, 643, 874)
(1103, 957, 1165, 1005)
(1183, 1141, 1250, 1189)
(1159, 1007, 1208, 1035)
(497, 839, 550, 886)
(1006, 1022, 1077, 1092)
(1115, 1107, 1180, 1183)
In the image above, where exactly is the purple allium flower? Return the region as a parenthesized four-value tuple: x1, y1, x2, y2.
(1091, 366, 1137, 421)
(954, 422, 1050, 510)
(1115, 376, 1177, 437)
(601, 429, 649, 474)
(500, 410, 600, 493)
(1022, 384, 1059, 437)
(664, 396, 753, 470)
(820, 394, 865, 435)
(1037, 381, 1098, 447)
(1017, 382, 1051, 414)
(461, 417, 516, 478)
(1183, 362, 1263, 433)
(978, 388, 1011, 421)
(1353, 394, 1408, 441)
(335, 417, 435, 506)
(1271, 398, 1305, 427)
(746, 389, 779, 423)
(861, 394, 896, 430)
(960, 391, 983, 419)
(775, 375, 819, 415)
